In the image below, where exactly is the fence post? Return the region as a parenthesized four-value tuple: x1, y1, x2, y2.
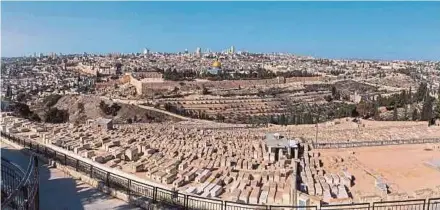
(54, 151, 57, 162)
(64, 154, 67, 165)
(76, 159, 79, 171)
(106, 172, 110, 187)
(184, 194, 187, 210)
(127, 179, 131, 196)
(153, 187, 157, 203)
(90, 165, 93, 178)
(22, 185, 29, 209)
(223, 201, 226, 210)
(34, 156, 40, 210)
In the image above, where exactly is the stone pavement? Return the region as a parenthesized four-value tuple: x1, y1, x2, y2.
(1, 142, 141, 210)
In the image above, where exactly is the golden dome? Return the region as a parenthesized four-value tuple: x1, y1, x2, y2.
(212, 61, 222, 68)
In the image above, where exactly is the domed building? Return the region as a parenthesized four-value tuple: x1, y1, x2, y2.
(201, 59, 222, 75)
(212, 61, 222, 69)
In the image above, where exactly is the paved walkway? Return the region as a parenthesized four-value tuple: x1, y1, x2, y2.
(1, 142, 141, 210)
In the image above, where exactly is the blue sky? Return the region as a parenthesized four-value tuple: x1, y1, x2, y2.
(2, 2, 440, 60)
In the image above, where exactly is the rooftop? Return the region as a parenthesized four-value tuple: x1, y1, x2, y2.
(264, 133, 298, 148)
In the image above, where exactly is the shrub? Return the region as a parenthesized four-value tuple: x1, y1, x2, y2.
(43, 94, 62, 108)
(44, 108, 69, 123)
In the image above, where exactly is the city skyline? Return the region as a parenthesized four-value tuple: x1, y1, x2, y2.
(2, 1, 440, 60)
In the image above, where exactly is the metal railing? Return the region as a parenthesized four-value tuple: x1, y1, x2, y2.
(1, 131, 439, 210)
(1, 154, 39, 210)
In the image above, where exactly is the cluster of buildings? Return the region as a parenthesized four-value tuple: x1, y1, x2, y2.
(3, 49, 439, 103)
(1, 57, 95, 103)
(2, 50, 440, 207)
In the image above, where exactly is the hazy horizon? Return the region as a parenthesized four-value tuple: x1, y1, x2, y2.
(2, 1, 440, 61)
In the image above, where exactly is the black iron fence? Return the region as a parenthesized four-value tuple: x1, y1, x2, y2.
(2, 131, 440, 210)
(1, 154, 39, 210)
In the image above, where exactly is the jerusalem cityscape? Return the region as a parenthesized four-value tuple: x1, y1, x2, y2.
(1, 1, 440, 210)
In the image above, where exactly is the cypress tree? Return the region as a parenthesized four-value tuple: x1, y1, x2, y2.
(412, 108, 419, 121)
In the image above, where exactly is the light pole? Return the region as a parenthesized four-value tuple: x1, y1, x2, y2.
(292, 147, 298, 207)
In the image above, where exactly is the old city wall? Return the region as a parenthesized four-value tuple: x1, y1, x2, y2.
(128, 74, 144, 95)
(77, 63, 97, 76)
(130, 76, 324, 95)
(285, 76, 323, 83)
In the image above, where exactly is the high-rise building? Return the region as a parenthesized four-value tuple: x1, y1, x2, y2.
(196, 47, 201, 57)
(143, 48, 149, 55)
(230, 46, 235, 54)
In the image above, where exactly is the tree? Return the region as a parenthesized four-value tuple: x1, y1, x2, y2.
(115, 62, 123, 74)
(14, 103, 32, 118)
(77, 102, 85, 112)
(44, 108, 69, 123)
(412, 108, 419, 121)
(400, 90, 407, 106)
(393, 106, 398, 121)
(434, 99, 440, 119)
(201, 85, 209, 95)
(15, 93, 27, 102)
(99, 101, 121, 116)
(373, 102, 380, 120)
(43, 94, 62, 108)
(416, 82, 428, 102)
(403, 105, 408, 120)
(324, 95, 333, 102)
(279, 114, 287, 126)
(5, 85, 12, 98)
(270, 115, 277, 124)
(216, 113, 225, 122)
(133, 115, 138, 122)
(435, 86, 440, 119)
(29, 113, 41, 122)
(438, 85, 440, 99)
(331, 86, 337, 97)
(356, 100, 375, 118)
(421, 96, 433, 121)
(289, 115, 296, 125)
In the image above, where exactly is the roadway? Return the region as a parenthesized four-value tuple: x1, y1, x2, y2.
(1, 141, 140, 210)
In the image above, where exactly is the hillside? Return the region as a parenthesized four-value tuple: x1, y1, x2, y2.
(47, 95, 181, 124)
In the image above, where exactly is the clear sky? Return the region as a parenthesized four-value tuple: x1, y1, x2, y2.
(2, 1, 440, 60)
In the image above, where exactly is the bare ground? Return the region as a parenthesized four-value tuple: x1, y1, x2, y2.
(52, 95, 181, 124)
(318, 144, 440, 200)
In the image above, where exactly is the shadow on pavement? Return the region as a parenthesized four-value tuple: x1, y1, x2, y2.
(1, 145, 139, 210)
